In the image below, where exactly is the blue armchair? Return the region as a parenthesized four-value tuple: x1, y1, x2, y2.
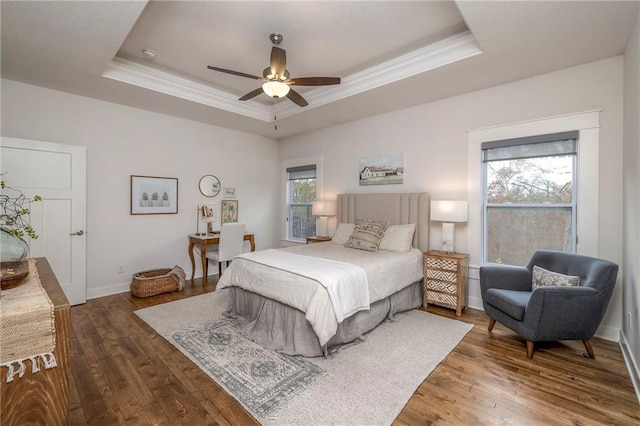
(480, 250, 618, 359)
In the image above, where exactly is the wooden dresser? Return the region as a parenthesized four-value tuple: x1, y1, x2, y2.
(1, 258, 70, 425)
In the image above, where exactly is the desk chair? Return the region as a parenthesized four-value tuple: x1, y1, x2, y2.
(205, 223, 246, 276)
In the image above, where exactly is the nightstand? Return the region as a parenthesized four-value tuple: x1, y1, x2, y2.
(306, 236, 332, 244)
(423, 250, 469, 316)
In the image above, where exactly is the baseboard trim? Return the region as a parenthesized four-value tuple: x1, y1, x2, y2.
(619, 331, 640, 405)
(87, 281, 131, 300)
(86, 272, 219, 300)
(595, 325, 621, 342)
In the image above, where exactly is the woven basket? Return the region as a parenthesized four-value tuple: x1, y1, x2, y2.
(131, 268, 179, 298)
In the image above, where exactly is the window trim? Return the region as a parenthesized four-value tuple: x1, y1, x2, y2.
(467, 110, 600, 267)
(281, 155, 323, 243)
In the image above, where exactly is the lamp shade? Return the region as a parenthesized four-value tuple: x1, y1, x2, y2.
(312, 200, 336, 217)
(430, 200, 468, 223)
(262, 80, 290, 98)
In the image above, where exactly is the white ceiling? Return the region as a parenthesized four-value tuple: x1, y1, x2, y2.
(2, 1, 638, 140)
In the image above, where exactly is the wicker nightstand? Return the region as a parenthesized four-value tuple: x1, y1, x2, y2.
(306, 236, 332, 244)
(423, 250, 469, 316)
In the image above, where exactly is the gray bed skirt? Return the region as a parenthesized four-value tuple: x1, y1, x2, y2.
(223, 281, 424, 357)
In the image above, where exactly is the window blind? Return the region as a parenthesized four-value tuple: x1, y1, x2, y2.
(482, 131, 578, 162)
(286, 165, 316, 180)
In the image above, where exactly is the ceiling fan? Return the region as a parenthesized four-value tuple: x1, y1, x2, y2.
(207, 33, 341, 107)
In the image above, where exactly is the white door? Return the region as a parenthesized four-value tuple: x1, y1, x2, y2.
(0, 136, 87, 305)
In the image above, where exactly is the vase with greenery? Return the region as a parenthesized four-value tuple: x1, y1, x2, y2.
(0, 178, 41, 261)
(141, 192, 149, 207)
(151, 192, 161, 207)
(162, 191, 169, 207)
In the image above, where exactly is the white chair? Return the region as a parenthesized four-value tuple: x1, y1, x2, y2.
(205, 223, 246, 276)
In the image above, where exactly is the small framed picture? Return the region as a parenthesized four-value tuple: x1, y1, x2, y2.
(223, 186, 236, 198)
(221, 199, 239, 223)
(131, 175, 178, 215)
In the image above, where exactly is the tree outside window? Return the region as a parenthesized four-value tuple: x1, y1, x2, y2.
(483, 134, 577, 266)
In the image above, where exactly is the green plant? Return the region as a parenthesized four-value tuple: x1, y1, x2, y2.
(151, 192, 159, 201)
(162, 191, 169, 201)
(0, 178, 41, 239)
(142, 192, 149, 201)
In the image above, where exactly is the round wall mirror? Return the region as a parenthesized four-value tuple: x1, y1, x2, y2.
(198, 175, 221, 197)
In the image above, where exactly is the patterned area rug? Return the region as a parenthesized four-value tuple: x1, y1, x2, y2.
(171, 318, 325, 417)
(135, 291, 473, 425)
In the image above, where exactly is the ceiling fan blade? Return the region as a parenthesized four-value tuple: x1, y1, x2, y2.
(286, 88, 309, 107)
(239, 87, 264, 101)
(207, 66, 263, 81)
(270, 47, 287, 78)
(288, 77, 341, 86)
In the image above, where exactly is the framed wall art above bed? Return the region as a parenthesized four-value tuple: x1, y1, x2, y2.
(359, 153, 404, 186)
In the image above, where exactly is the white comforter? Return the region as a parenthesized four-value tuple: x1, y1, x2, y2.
(216, 242, 424, 346)
(230, 249, 369, 322)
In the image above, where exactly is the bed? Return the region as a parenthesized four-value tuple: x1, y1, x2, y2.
(216, 193, 429, 357)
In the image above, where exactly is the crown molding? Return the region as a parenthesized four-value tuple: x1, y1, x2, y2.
(102, 31, 482, 122)
(103, 58, 271, 121)
(272, 31, 482, 119)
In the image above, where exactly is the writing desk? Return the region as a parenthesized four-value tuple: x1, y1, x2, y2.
(188, 233, 255, 285)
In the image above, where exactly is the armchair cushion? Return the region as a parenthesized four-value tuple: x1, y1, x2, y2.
(485, 289, 531, 321)
(531, 265, 580, 291)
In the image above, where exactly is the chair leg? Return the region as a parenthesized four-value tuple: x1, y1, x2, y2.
(526, 341, 535, 359)
(218, 262, 222, 276)
(583, 339, 595, 359)
(488, 318, 496, 332)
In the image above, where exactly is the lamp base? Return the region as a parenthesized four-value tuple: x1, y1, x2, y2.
(317, 216, 329, 238)
(441, 222, 455, 253)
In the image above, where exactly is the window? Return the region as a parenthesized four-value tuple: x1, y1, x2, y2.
(286, 164, 316, 241)
(482, 131, 578, 266)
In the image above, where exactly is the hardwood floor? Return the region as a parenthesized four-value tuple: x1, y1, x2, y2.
(69, 279, 640, 425)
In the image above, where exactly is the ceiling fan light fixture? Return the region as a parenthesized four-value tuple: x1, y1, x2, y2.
(262, 80, 290, 98)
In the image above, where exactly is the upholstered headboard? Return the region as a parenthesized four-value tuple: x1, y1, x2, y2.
(336, 193, 429, 252)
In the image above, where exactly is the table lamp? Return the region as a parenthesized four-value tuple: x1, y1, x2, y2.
(312, 199, 336, 237)
(430, 200, 468, 253)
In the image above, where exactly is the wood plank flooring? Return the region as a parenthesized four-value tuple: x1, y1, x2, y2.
(69, 278, 640, 425)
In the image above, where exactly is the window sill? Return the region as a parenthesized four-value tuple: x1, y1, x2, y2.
(280, 239, 306, 247)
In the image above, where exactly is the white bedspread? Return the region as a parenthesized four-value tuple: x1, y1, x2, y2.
(231, 249, 369, 322)
(216, 242, 424, 346)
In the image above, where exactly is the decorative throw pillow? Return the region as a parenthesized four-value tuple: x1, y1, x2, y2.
(531, 265, 580, 291)
(345, 219, 388, 251)
(332, 223, 355, 245)
(378, 223, 416, 253)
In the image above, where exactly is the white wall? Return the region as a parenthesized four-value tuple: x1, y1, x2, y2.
(622, 7, 640, 396)
(279, 56, 625, 340)
(1, 79, 280, 299)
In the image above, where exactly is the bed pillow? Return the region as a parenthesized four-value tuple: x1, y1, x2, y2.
(332, 223, 355, 245)
(378, 223, 416, 253)
(345, 219, 388, 251)
(531, 265, 580, 291)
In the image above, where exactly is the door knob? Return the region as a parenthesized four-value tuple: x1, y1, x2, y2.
(70, 230, 85, 236)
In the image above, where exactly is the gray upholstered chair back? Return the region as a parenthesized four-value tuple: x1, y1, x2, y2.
(525, 250, 618, 295)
